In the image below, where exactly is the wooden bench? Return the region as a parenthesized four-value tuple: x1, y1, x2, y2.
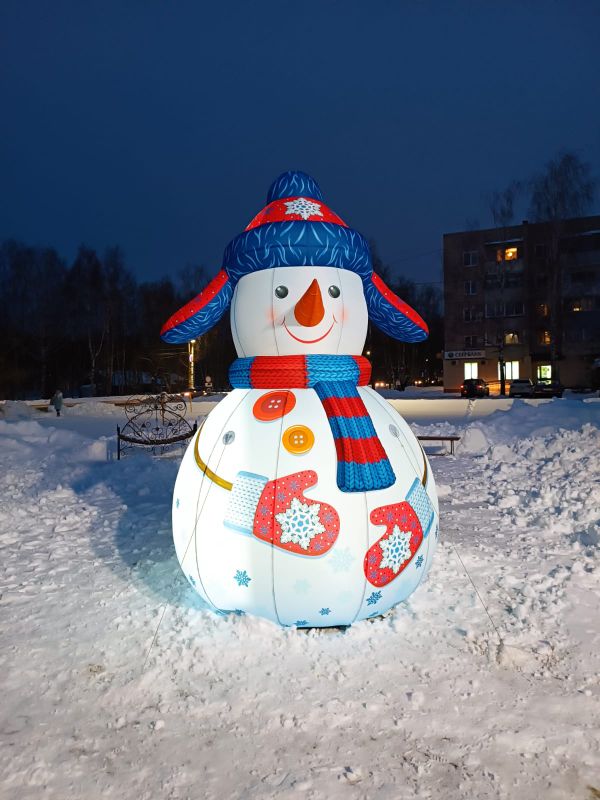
(417, 434, 461, 455)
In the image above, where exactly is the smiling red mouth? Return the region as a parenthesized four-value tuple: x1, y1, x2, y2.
(283, 317, 336, 343)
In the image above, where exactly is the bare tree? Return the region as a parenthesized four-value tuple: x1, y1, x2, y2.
(489, 181, 522, 227)
(529, 150, 595, 223)
(528, 151, 596, 375)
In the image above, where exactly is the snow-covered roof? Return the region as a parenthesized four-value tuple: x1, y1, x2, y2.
(484, 238, 524, 246)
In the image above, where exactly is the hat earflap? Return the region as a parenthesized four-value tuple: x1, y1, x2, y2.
(161, 269, 234, 344)
(364, 272, 429, 343)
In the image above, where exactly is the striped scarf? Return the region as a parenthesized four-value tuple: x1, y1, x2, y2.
(229, 355, 395, 493)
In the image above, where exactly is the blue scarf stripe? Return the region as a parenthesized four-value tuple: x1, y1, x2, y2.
(229, 359, 252, 386)
(338, 460, 396, 494)
(305, 355, 360, 385)
(326, 415, 378, 441)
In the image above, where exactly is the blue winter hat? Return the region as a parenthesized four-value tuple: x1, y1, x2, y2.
(161, 171, 428, 344)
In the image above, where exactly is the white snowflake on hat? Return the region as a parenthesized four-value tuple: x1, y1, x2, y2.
(284, 197, 323, 220)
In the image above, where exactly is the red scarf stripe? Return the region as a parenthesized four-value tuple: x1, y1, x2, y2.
(249, 355, 307, 388)
(334, 436, 389, 465)
(352, 356, 372, 385)
(321, 395, 370, 418)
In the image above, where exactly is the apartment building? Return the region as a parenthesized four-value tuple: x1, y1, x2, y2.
(442, 215, 600, 392)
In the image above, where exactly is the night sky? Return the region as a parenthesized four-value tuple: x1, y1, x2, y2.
(2, 1, 599, 287)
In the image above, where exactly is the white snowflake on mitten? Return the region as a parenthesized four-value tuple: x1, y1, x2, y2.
(379, 526, 412, 573)
(284, 197, 323, 220)
(276, 497, 325, 550)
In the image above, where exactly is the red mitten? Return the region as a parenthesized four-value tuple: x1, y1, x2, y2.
(364, 502, 423, 587)
(253, 470, 340, 556)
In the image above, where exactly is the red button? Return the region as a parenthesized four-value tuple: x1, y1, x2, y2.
(253, 390, 296, 421)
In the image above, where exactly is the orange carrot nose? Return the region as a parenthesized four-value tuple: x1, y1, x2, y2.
(294, 279, 325, 327)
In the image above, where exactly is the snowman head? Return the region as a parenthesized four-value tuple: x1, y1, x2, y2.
(161, 171, 428, 350)
(231, 267, 367, 356)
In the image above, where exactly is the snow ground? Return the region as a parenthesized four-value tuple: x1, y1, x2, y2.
(1, 395, 599, 799)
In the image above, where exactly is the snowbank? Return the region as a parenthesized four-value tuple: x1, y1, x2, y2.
(0, 396, 599, 798)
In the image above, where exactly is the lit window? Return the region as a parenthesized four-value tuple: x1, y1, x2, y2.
(504, 331, 519, 345)
(569, 298, 592, 312)
(497, 246, 519, 262)
(537, 364, 552, 380)
(538, 330, 552, 345)
(464, 362, 478, 379)
(537, 303, 549, 317)
(499, 360, 520, 380)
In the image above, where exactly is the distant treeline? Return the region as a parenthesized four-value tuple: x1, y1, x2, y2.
(0, 240, 443, 400)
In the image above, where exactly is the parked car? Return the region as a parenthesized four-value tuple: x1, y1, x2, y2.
(460, 378, 490, 398)
(533, 380, 564, 398)
(509, 378, 534, 398)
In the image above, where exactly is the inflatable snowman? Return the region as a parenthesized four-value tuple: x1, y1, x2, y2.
(161, 171, 439, 627)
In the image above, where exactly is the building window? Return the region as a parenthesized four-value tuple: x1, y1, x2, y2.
(504, 331, 519, 345)
(485, 302, 502, 318)
(497, 246, 520, 262)
(463, 251, 478, 267)
(464, 335, 479, 348)
(537, 364, 552, 380)
(568, 297, 593, 312)
(565, 327, 589, 343)
(505, 301, 525, 317)
(538, 330, 552, 345)
(464, 280, 477, 295)
(499, 360, 519, 380)
(537, 303, 550, 317)
(464, 361, 478, 379)
(463, 307, 478, 322)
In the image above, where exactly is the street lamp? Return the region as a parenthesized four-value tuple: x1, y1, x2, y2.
(187, 339, 196, 392)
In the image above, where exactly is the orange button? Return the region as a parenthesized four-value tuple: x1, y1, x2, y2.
(282, 425, 315, 454)
(253, 390, 296, 422)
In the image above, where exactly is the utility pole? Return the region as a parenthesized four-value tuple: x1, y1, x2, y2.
(498, 337, 506, 396)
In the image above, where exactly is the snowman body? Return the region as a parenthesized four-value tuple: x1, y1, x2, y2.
(171, 267, 439, 626)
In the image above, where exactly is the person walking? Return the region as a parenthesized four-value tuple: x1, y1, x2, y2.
(50, 389, 64, 417)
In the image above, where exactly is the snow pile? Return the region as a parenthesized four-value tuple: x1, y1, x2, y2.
(67, 400, 124, 416)
(0, 400, 38, 420)
(0, 398, 599, 798)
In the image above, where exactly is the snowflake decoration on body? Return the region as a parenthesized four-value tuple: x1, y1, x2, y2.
(276, 498, 325, 550)
(366, 591, 382, 606)
(284, 197, 323, 220)
(415, 555, 424, 568)
(234, 569, 251, 587)
(319, 607, 331, 616)
(379, 526, 412, 573)
(329, 547, 354, 573)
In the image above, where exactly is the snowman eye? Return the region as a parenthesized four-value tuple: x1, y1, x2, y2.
(274, 285, 288, 299)
(328, 285, 340, 298)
